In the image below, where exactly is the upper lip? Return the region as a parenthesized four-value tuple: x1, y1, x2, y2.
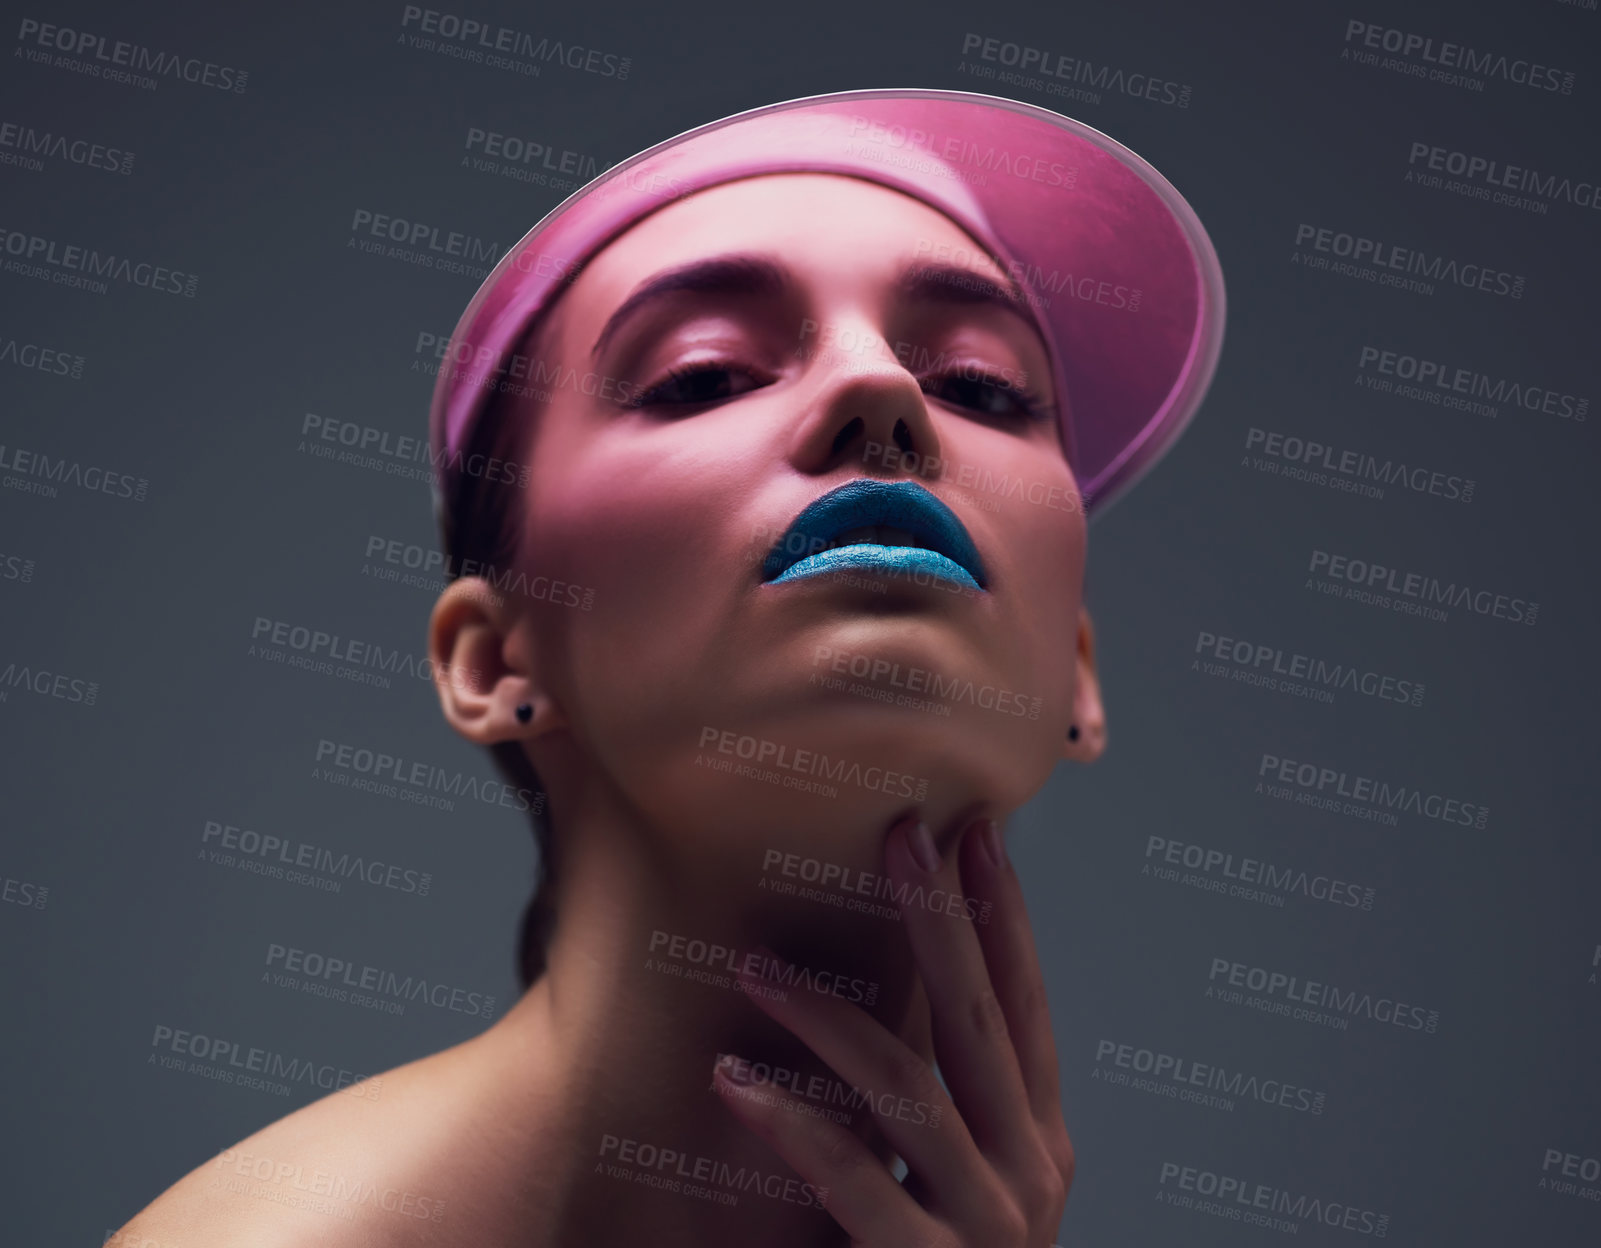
(761, 479, 987, 588)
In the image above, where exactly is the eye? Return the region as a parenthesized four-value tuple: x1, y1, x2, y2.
(628, 360, 771, 409)
(919, 367, 1048, 421)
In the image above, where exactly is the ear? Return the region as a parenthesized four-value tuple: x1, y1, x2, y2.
(1060, 602, 1106, 764)
(428, 577, 566, 745)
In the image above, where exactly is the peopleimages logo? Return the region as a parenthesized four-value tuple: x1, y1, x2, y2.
(597, 1133, 825, 1209)
(201, 819, 432, 896)
(1406, 142, 1600, 215)
(863, 441, 1081, 516)
(0, 333, 85, 378)
(0, 658, 98, 706)
(463, 126, 602, 180)
(398, 7, 632, 78)
(713, 1052, 943, 1128)
(1258, 752, 1488, 829)
(760, 847, 993, 924)
(646, 930, 879, 1006)
(1157, 1160, 1390, 1237)
(1194, 627, 1425, 707)
(208, 1148, 445, 1222)
(1343, 19, 1575, 94)
(1094, 1039, 1328, 1115)
(913, 238, 1142, 312)
(411, 330, 640, 407)
(14, 17, 249, 92)
(1244, 428, 1472, 503)
(811, 644, 1043, 720)
(0, 872, 47, 909)
(696, 726, 931, 802)
(959, 32, 1193, 108)
(299, 411, 530, 489)
(1541, 1148, 1601, 1202)
(1356, 344, 1588, 422)
(149, 1023, 381, 1100)
(0, 441, 147, 501)
(312, 738, 541, 813)
(362, 533, 595, 611)
(1308, 549, 1539, 626)
(251, 615, 480, 690)
(0, 226, 198, 295)
(264, 943, 495, 1018)
(0, 120, 133, 174)
(1208, 956, 1441, 1033)
(349, 208, 499, 263)
(0, 551, 36, 583)
(347, 208, 498, 280)
(1145, 836, 1377, 911)
(1293, 223, 1524, 298)
(845, 114, 1077, 190)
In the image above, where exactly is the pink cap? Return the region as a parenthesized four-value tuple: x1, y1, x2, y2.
(429, 88, 1225, 527)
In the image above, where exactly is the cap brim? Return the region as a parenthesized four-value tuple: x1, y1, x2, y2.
(430, 88, 1225, 524)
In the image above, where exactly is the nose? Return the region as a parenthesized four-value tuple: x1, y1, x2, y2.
(785, 325, 942, 479)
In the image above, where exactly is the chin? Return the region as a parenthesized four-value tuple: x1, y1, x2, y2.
(631, 697, 1060, 865)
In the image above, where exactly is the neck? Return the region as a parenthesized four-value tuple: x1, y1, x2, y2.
(463, 768, 987, 1247)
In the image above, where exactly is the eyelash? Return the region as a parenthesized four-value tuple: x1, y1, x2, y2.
(626, 361, 769, 409)
(920, 368, 1050, 422)
(628, 359, 1049, 421)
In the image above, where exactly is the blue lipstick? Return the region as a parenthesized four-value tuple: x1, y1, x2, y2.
(762, 479, 987, 591)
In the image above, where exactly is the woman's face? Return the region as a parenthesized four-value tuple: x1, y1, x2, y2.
(491, 172, 1093, 856)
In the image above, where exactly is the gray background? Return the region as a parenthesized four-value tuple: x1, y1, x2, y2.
(1, 0, 1597, 1242)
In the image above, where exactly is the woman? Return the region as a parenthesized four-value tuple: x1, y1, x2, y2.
(115, 89, 1224, 1247)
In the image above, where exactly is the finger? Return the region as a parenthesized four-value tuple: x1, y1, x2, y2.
(958, 819, 1074, 1173)
(885, 812, 1039, 1162)
(711, 1062, 939, 1245)
(731, 951, 994, 1222)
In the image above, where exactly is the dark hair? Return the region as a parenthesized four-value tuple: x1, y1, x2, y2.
(437, 335, 560, 990)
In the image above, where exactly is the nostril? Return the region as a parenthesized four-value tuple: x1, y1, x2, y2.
(892, 419, 914, 454)
(830, 416, 863, 457)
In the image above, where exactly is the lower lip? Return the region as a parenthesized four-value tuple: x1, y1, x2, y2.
(767, 544, 983, 591)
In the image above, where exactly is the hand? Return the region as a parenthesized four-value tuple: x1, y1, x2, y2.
(713, 812, 1074, 1246)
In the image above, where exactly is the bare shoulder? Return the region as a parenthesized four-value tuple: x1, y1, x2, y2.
(110, 1047, 479, 1248)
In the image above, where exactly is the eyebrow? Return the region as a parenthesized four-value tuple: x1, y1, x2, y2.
(894, 261, 1032, 321)
(588, 252, 1038, 361)
(590, 253, 790, 361)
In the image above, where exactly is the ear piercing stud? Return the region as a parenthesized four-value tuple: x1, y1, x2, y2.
(1068, 724, 1080, 742)
(515, 702, 533, 724)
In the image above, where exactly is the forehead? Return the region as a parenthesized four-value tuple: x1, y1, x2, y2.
(559, 172, 1012, 326)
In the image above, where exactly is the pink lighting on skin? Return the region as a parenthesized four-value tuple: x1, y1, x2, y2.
(115, 172, 1106, 1248)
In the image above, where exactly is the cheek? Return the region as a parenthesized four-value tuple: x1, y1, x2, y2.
(517, 428, 768, 770)
(951, 428, 1084, 599)
(530, 425, 766, 610)
(984, 446, 1087, 713)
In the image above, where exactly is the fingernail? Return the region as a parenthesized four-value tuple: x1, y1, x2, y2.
(979, 819, 1006, 870)
(906, 819, 940, 873)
